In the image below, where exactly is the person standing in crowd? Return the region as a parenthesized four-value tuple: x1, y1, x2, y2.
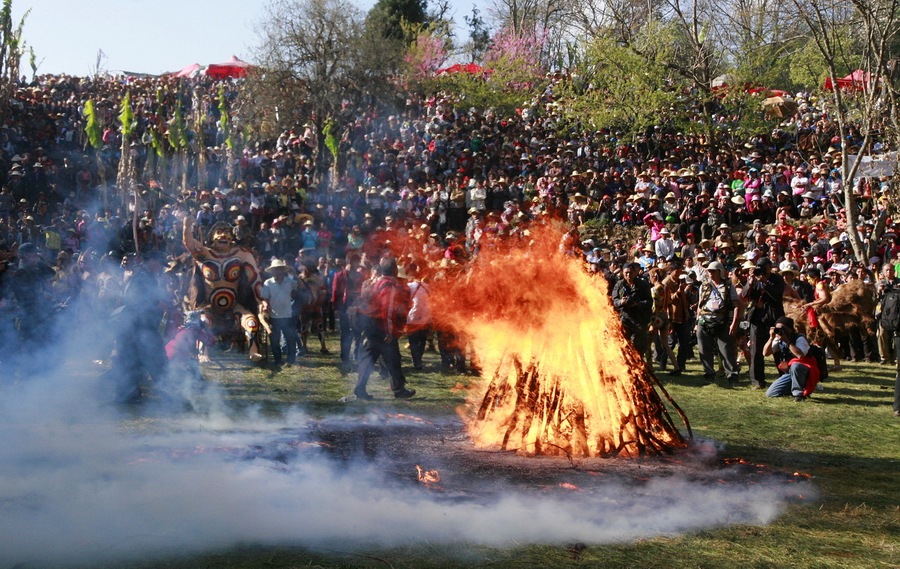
(649, 267, 681, 375)
(696, 261, 741, 387)
(8, 242, 56, 361)
(332, 253, 365, 373)
(764, 317, 820, 401)
(259, 259, 298, 367)
(111, 251, 170, 404)
(876, 262, 899, 366)
(405, 262, 432, 370)
(740, 257, 785, 389)
(612, 262, 653, 357)
(353, 257, 416, 400)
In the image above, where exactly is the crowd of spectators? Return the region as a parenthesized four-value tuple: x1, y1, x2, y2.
(0, 72, 898, 416)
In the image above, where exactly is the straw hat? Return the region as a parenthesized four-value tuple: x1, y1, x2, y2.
(780, 263, 801, 276)
(266, 258, 290, 272)
(731, 195, 745, 205)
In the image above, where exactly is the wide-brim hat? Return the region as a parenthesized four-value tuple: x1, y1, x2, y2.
(267, 258, 290, 272)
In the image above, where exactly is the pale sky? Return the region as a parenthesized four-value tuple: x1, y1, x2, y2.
(20, 0, 476, 77)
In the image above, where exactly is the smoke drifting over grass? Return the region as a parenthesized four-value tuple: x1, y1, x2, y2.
(0, 308, 815, 567)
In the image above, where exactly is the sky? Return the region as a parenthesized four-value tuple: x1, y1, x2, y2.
(19, 0, 475, 77)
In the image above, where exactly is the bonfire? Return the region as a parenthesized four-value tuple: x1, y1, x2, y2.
(427, 227, 690, 458)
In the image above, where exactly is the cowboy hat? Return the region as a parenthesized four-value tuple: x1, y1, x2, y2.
(266, 258, 290, 272)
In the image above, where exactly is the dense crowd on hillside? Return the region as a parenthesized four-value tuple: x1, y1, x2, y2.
(0, 72, 898, 415)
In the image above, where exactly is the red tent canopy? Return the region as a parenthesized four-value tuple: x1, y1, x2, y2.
(747, 87, 792, 98)
(437, 63, 489, 75)
(823, 70, 873, 91)
(205, 56, 254, 79)
(171, 63, 202, 78)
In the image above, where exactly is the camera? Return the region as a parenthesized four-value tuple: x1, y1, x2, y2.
(752, 267, 765, 277)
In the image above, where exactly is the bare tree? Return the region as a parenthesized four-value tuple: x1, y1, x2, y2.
(794, 0, 887, 260)
(246, 0, 401, 184)
(489, 0, 574, 65)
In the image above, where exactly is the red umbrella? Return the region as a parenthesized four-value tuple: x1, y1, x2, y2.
(823, 70, 873, 91)
(171, 63, 202, 78)
(205, 56, 254, 79)
(437, 63, 489, 75)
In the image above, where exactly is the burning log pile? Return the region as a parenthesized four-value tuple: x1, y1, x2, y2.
(429, 228, 689, 458)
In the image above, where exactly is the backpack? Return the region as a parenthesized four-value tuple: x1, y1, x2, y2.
(807, 343, 829, 382)
(880, 288, 900, 334)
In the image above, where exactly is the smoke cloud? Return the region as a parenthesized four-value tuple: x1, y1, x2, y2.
(0, 305, 815, 567)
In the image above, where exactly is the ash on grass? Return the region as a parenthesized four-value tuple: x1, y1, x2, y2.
(0, 340, 818, 568)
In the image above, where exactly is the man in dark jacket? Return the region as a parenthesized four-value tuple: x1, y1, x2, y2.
(353, 257, 416, 400)
(331, 252, 365, 372)
(612, 262, 653, 356)
(740, 257, 785, 389)
(9, 242, 56, 350)
(112, 251, 170, 404)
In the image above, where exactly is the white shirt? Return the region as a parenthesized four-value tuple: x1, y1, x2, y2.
(407, 281, 432, 328)
(260, 276, 297, 319)
(655, 238, 676, 260)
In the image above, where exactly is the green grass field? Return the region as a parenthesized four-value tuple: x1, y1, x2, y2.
(103, 331, 900, 569)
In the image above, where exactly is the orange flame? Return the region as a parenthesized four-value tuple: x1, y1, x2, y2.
(415, 465, 441, 486)
(427, 225, 687, 458)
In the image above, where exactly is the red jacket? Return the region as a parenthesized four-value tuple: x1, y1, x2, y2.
(359, 276, 411, 337)
(789, 355, 821, 397)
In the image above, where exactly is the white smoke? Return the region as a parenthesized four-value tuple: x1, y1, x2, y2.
(0, 310, 815, 567)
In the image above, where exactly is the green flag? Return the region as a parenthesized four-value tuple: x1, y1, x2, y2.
(218, 86, 233, 149)
(168, 103, 186, 149)
(324, 120, 339, 158)
(150, 126, 164, 158)
(118, 91, 134, 136)
(84, 100, 102, 149)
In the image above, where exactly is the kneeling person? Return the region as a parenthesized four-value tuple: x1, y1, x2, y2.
(763, 317, 820, 401)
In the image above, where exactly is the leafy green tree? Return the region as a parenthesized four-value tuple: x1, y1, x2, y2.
(367, 0, 427, 41)
(0, 0, 27, 127)
(556, 36, 680, 137)
(432, 26, 547, 115)
(464, 7, 491, 63)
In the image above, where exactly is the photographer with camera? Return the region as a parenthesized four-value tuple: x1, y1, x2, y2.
(740, 257, 785, 389)
(613, 262, 653, 356)
(763, 317, 820, 401)
(875, 262, 900, 416)
(696, 262, 741, 386)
